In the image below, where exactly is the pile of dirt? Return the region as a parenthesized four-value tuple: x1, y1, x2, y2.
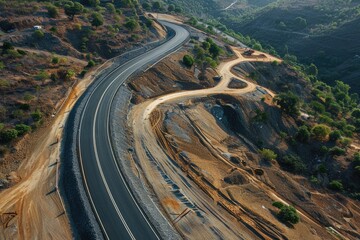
(224, 169, 249, 185)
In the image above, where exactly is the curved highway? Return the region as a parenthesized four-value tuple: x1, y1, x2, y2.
(77, 21, 189, 239)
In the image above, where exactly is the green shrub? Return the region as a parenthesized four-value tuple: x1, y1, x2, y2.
(319, 146, 329, 156)
(47, 5, 59, 18)
(24, 92, 35, 102)
(310, 101, 325, 113)
(17, 49, 26, 55)
(259, 148, 277, 161)
(273, 92, 300, 116)
(349, 192, 360, 201)
(91, 12, 104, 27)
(183, 54, 194, 67)
(87, 60, 96, 68)
(354, 166, 360, 175)
(329, 180, 343, 191)
(52, 56, 60, 64)
(105, 3, 115, 13)
(339, 137, 352, 148)
(311, 124, 331, 141)
(0, 128, 18, 142)
(2, 42, 14, 54)
(329, 130, 341, 141)
(31, 109, 42, 122)
(15, 124, 31, 135)
(296, 125, 310, 143)
(277, 205, 300, 224)
(6, 49, 22, 58)
(329, 146, 346, 156)
(33, 30, 45, 39)
(352, 109, 360, 119)
(80, 70, 87, 77)
(354, 152, 360, 164)
(35, 71, 49, 81)
(282, 154, 306, 173)
(272, 201, 284, 209)
(125, 19, 139, 31)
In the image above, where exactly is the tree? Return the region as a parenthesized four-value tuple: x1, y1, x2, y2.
(47, 5, 59, 18)
(310, 101, 325, 113)
(253, 43, 262, 51)
(124, 19, 139, 31)
(64, 2, 84, 20)
(91, 12, 104, 28)
(296, 125, 310, 143)
(81, 0, 99, 7)
(152, 1, 161, 11)
(295, 17, 307, 29)
(259, 148, 277, 161)
(209, 42, 221, 59)
(352, 108, 360, 119)
(142, 2, 151, 10)
(273, 92, 300, 116)
(183, 55, 194, 67)
(307, 63, 318, 76)
(174, 6, 182, 13)
(278, 205, 300, 224)
(311, 124, 331, 141)
(168, 4, 175, 12)
(202, 41, 210, 50)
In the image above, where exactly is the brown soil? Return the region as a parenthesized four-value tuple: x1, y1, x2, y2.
(127, 30, 359, 239)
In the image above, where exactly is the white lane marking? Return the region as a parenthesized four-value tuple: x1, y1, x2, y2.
(93, 102, 136, 240)
(79, 111, 110, 240)
(79, 22, 188, 239)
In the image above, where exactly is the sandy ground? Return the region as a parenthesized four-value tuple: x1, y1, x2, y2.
(0, 56, 111, 239)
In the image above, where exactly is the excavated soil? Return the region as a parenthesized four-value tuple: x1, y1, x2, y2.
(128, 44, 360, 239)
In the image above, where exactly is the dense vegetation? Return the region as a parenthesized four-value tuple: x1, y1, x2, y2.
(142, 0, 360, 94)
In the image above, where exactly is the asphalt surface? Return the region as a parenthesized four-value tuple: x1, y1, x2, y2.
(78, 22, 189, 240)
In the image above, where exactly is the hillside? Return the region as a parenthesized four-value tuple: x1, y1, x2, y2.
(0, 0, 164, 185)
(127, 27, 360, 239)
(224, 0, 360, 93)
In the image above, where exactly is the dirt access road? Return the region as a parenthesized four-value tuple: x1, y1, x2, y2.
(129, 47, 289, 239)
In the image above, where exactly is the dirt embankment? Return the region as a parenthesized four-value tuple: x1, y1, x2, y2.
(127, 38, 360, 239)
(128, 50, 217, 103)
(148, 92, 360, 240)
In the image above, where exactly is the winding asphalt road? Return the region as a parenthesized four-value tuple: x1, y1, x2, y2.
(77, 21, 189, 239)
